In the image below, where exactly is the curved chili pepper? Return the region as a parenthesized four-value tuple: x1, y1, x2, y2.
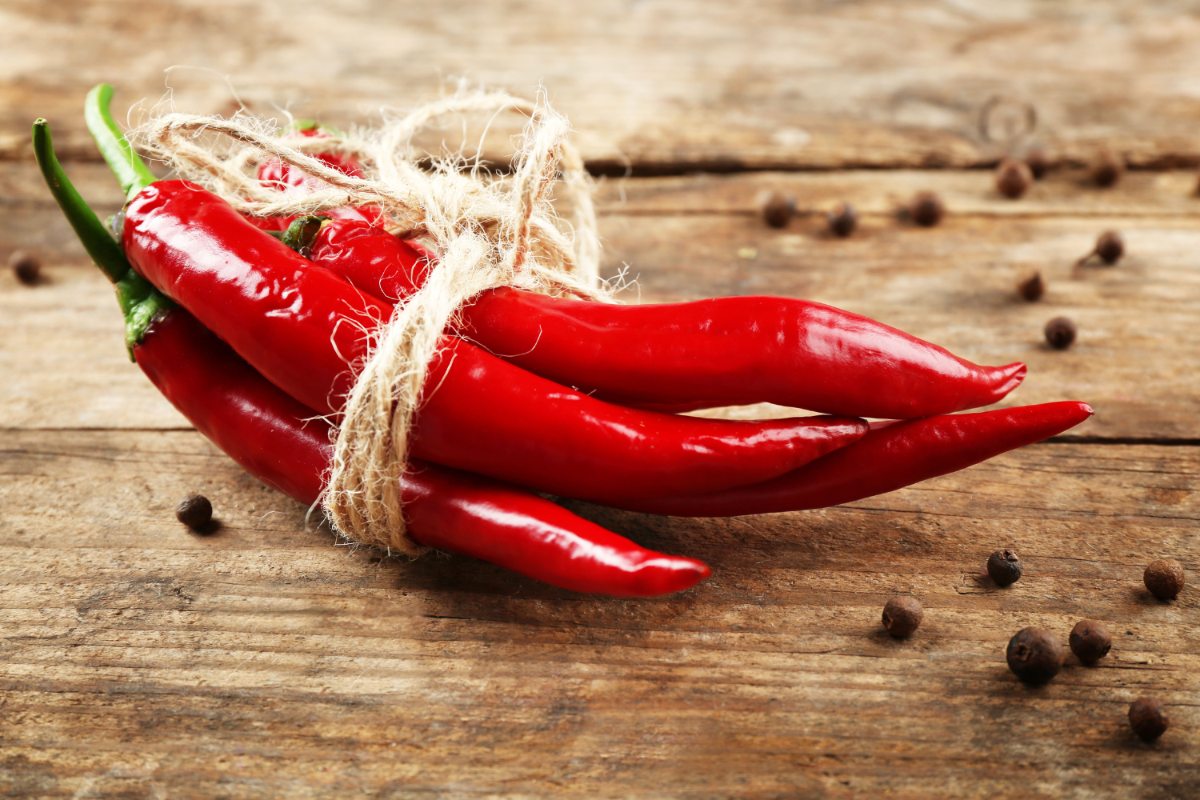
(305, 218, 1026, 419)
(620, 402, 1093, 517)
(34, 117, 709, 598)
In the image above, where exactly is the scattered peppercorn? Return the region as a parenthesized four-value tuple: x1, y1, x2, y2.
(1091, 151, 1124, 188)
(9, 250, 40, 285)
(1025, 150, 1049, 179)
(1094, 230, 1124, 265)
(1017, 272, 1046, 302)
(909, 192, 944, 227)
(995, 158, 1033, 199)
(176, 494, 213, 529)
(1069, 619, 1112, 664)
(761, 192, 794, 229)
(1006, 626, 1064, 684)
(1044, 317, 1077, 350)
(881, 595, 923, 637)
(987, 549, 1023, 586)
(1143, 558, 1185, 600)
(827, 202, 858, 237)
(1129, 698, 1169, 741)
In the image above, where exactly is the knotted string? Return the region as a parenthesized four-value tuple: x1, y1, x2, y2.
(133, 90, 610, 555)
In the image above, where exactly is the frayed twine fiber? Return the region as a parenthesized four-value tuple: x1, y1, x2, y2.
(132, 89, 612, 556)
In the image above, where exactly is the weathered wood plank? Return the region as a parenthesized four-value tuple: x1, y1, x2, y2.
(1, 429, 1197, 798)
(3, 164, 1197, 439)
(8, 1, 1200, 170)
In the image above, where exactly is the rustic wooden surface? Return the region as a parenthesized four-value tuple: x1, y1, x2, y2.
(3, 3, 1200, 798)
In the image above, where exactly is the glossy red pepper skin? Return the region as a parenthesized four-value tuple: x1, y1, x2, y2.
(308, 219, 1026, 419)
(123, 180, 870, 503)
(620, 402, 1093, 517)
(137, 309, 711, 597)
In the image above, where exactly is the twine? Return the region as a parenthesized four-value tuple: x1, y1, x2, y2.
(132, 90, 611, 555)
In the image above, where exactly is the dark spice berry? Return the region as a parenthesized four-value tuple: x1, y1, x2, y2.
(1091, 151, 1124, 188)
(987, 549, 1023, 586)
(881, 595, 923, 637)
(1094, 230, 1124, 265)
(827, 202, 857, 237)
(910, 192, 944, 227)
(995, 158, 1032, 199)
(176, 494, 213, 529)
(1044, 316, 1077, 350)
(1025, 150, 1050, 179)
(1017, 272, 1045, 302)
(1129, 697, 1169, 741)
(1143, 558, 1185, 600)
(1006, 626, 1064, 684)
(1069, 619, 1112, 664)
(9, 250, 40, 285)
(761, 192, 794, 229)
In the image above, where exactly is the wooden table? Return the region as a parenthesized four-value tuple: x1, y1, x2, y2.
(3, 3, 1198, 797)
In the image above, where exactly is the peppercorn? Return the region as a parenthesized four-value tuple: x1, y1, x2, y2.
(910, 192, 944, 227)
(1017, 272, 1045, 302)
(1025, 150, 1049, 179)
(761, 192, 794, 229)
(1091, 151, 1124, 188)
(9, 250, 40, 285)
(1094, 231, 1124, 265)
(995, 159, 1032, 199)
(987, 549, 1023, 586)
(1143, 558, 1185, 600)
(176, 494, 213, 529)
(1044, 317, 1077, 350)
(1128, 697, 1169, 741)
(1069, 619, 1112, 664)
(1006, 626, 1064, 684)
(881, 595, 923, 637)
(827, 203, 857, 237)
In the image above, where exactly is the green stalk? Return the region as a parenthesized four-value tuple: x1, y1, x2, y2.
(32, 118, 172, 356)
(84, 83, 156, 201)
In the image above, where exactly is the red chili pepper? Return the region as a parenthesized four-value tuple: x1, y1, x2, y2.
(33, 118, 710, 598)
(620, 402, 1093, 516)
(245, 123, 385, 231)
(121, 180, 868, 503)
(307, 219, 1027, 419)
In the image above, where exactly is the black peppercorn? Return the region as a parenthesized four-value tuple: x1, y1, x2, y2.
(1129, 697, 1169, 741)
(910, 192, 944, 227)
(1006, 626, 1064, 684)
(176, 494, 213, 529)
(1091, 151, 1124, 188)
(987, 549, 1023, 587)
(827, 202, 857, 237)
(1044, 316, 1077, 349)
(881, 595, 923, 637)
(1017, 272, 1045, 302)
(995, 159, 1032, 199)
(1094, 231, 1124, 265)
(1069, 619, 1112, 664)
(9, 250, 40, 285)
(1025, 150, 1049, 179)
(1143, 558, 1185, 600)
(761, 192, 794, 229)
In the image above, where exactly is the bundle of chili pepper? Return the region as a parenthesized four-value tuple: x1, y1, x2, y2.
(35, 85, 1094, 597)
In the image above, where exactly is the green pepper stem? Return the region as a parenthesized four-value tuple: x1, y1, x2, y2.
(32, 117, 172, 354)
(85, 84, 156, 201)
(32, 119, 129, 284)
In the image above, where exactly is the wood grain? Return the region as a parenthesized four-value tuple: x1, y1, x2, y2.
(2, 429, 1197, 798)
(9, 1, 1200, 171)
